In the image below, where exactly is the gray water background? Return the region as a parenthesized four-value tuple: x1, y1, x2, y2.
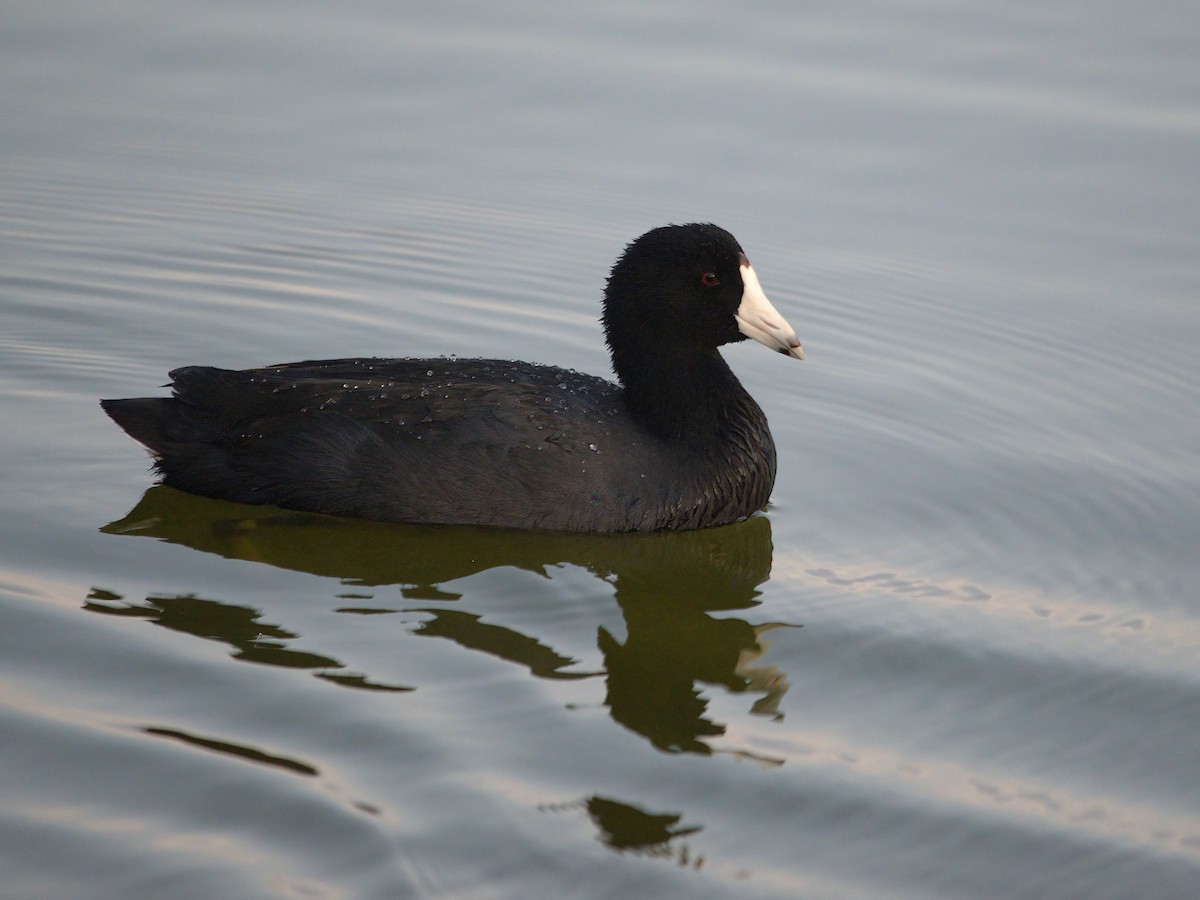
(2, 2, 1198, 897)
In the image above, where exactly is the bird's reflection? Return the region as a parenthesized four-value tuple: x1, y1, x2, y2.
(540, 795, 703, 864)
(84, 587, 413, 692)
(98, 486, 800, 757)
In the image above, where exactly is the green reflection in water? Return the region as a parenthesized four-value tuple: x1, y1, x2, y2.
(85, 590, 337, 668)
(541, 795, 703, 865)
(84, 588, 413, 692)
(585, 795, 702, 854)
(100, 486, 801, 755)
(409, 608, 598, 680)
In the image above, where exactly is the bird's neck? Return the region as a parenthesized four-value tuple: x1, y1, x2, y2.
(616, 348, 762, 445)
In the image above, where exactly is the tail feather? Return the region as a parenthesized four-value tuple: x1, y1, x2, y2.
(100, 398, 207, 456)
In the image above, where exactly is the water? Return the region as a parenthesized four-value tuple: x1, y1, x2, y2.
(2, 1, 1198, 897)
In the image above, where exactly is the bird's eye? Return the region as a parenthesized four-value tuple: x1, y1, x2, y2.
(700, 272, 720, 287)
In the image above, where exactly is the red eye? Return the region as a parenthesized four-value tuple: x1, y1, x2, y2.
(700, 272, 720, 287)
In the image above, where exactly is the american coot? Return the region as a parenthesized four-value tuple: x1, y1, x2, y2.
(102, 223, 803, 533)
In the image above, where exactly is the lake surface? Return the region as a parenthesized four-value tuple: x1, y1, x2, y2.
(2, 1, 1198, 897)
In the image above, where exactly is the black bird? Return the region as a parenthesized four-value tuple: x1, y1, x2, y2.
(102, 223, 804, 532)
